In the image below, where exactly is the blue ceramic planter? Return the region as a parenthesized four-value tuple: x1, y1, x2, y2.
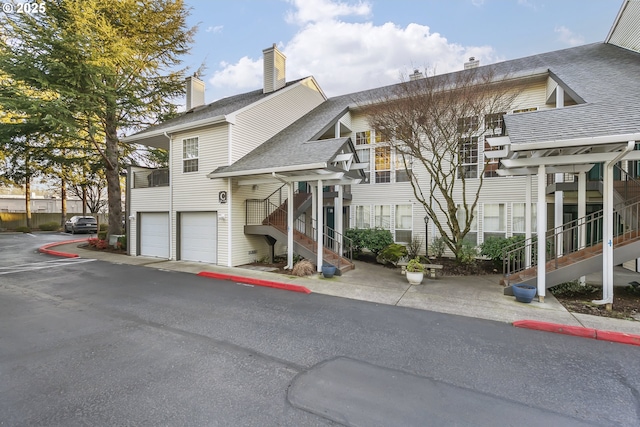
(512, 283, 537, 303)
(322, 265, 336, 278)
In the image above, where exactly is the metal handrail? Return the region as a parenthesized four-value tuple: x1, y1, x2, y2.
(503, 199, 640, 279)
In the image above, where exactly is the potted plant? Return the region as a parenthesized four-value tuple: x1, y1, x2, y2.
(512, 283, 537, 303)
(322, 264, 337, 278)
(405, 258, 424, 285)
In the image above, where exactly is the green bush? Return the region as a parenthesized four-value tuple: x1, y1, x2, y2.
(458, 241, 478, 265)
(379, 243, 408, 266)
(364, 228, 394, 256)
(549, 280, 598, 296)
(117, 235, 127, 251)
(15, 226, 31, 233)
(480, 235, 526, 266)
(345, 228, 367, 255)
(99, 223, 108, 232)
(39, 222, 60, 231)
(98, 231, 107, 240)
(429, 236, 446, 258)
(406, 258, 425, 273)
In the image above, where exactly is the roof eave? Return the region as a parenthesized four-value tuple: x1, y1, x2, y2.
(207, 162, 329, 179)
(122, 115, 229, 144)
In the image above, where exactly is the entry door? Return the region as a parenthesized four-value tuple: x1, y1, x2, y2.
(180, 212, 217, 263)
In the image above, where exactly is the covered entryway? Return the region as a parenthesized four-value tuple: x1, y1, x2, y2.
(179, 212, 217, 263)
(139, 212, 169, 258)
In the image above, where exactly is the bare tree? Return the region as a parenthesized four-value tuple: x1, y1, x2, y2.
(362, 67, 521, 260)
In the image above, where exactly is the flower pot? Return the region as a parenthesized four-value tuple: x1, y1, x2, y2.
(322, 265, 336, 278)
(512, 283, 537, 303)
(406, 271, 424, 285)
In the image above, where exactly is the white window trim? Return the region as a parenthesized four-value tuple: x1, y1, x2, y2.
(182, 137, 199, 174)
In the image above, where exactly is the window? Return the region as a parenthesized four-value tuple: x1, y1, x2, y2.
(483, 140, 500, 178)
(354, 205, 370, 228)
(512, 203, 537, 234)
(395, 204, 413, 242)
(182, 137, 199, 173)
(484, 112, 506, 136)
(483, 203, 505, 240)
(356, 148, 371, 183)
(456, 205, 477, 244)
(375, 146, 391, 183)
(459, 136, 478, 178)
(374, 205, 390, 229)
(395, 148, 412, 182)
(355, 131, 371, 145)
(457, 116, 478, 134)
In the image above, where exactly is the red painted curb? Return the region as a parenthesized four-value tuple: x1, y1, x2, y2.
(513, 320, 597, 339)
(38, 239, 89, 258)
(513, 320, 640, 346)
(595, 330, 640, 346)
(197, 271, 311, 294)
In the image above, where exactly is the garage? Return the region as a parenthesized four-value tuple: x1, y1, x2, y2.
(139, 212, 169, 258)
(180, 212, 217, 263)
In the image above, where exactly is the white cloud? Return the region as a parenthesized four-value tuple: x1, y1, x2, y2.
(206, 25, 224, 33)
(209, 0, 500, 99)
(555, 25, 585, 46)
(518, 0, 538, 10)
(471, 0, 485, 7)
(284, 0, 372, 25)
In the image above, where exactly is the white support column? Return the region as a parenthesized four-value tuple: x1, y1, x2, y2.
(554, 173, 564, 257)
(525, 174, 532, 268)
(311, 184, 317, 238)
(577, 171, 587, 286)
(335, 185, 344, 255)
(335, 122, 340, 138)
(537, 165, 547, 302)
(597, 162, 615, 305)
(317, 179, 324, 272)
(287, 182, 294, 269)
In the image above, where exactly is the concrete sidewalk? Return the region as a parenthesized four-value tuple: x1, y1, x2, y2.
(50, 242, 640, 337)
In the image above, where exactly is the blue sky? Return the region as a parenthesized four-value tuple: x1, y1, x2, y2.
(181, 0, 621, 104)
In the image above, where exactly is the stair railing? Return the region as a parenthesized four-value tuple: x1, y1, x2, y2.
(503, 199, 640, 280)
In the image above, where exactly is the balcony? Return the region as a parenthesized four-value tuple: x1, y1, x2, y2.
(133, 169, 169, 189)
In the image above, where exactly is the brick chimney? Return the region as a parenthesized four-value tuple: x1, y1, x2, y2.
(185, 74, 205, 110)
(263, 43, 286, 94)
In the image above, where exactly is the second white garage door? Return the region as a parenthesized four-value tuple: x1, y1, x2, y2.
(180, 212, 217, 263)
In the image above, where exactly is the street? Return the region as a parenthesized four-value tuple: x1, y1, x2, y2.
(1, 233, 639, 426)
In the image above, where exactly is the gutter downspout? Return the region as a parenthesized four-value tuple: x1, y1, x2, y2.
(164, 132, 173, 260)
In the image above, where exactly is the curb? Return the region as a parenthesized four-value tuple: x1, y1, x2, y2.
(513, 320, 640, 346)
(38, 239, 89, 258)
(197, 271, 312, 294)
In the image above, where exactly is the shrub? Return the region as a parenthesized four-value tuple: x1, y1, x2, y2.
(99, 223, 108, 232)
(406, 258, 424, 273)
(363, 228, 394, 256)
(88, 238, 99, 247)
(345, 228, 367, 255)
(549, 280, 598, 296)
(98, 231, 107, 240)
(480, 235, 526, 266)
(429, 236, 446, 258)
(379, 243, 408, 266)
(15, 226, 31, 233)
(406, 236, 423, 259)
(292, 259, 315, 276)
(39, 222, 60, 231)
(117, 235, 127, 251)
(458, 241, 478, 265)
(95, 239, 108, 250)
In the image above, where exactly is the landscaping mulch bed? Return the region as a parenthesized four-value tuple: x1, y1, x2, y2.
(550, 284, 640, 321)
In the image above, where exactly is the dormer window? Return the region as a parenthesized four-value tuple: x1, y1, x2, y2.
(183, 137, 198, 173)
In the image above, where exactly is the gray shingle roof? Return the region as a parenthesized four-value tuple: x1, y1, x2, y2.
(212, 41, 640, 176)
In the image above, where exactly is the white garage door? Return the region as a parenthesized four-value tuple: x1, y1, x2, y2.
(140, 212, 169, 258)
(180, 212, 217, 263)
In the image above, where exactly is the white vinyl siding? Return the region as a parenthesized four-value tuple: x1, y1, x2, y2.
(129, 166, 170, 257)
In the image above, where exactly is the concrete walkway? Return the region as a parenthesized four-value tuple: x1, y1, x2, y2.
(50, 242, 640, 337)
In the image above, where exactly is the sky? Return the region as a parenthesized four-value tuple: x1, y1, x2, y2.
(181, 0, 622, 104)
